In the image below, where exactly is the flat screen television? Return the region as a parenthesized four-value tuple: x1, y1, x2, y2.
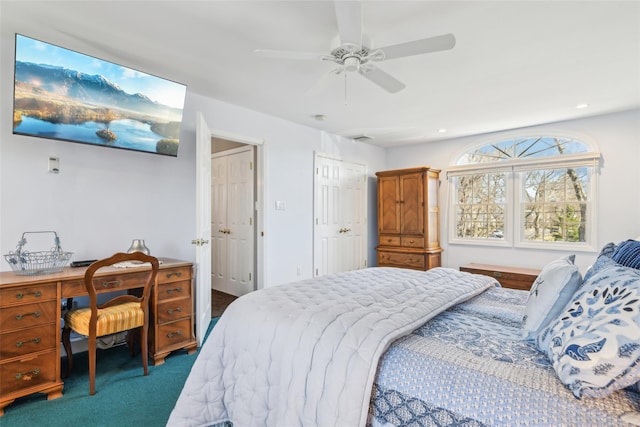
(12, 34, 187, 157)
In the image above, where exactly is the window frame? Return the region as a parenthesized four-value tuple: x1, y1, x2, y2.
(447, 139, 600, 251)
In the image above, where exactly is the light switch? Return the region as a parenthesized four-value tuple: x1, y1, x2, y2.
(275, 200, 286, 211)
(48, 157, 60, 174)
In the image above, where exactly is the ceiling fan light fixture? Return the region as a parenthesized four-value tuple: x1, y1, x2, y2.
(343, 56, 360, 72)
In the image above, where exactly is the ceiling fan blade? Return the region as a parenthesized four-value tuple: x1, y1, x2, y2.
(358, 65, 405, 93)
(304, 67, 344, 96)
(334, 1, 362, 47)
(254, 49, 329, 61)
(376, 33, 456, 61)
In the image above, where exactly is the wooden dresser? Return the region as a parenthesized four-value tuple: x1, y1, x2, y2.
(0, 258, 196, 416)
(376, 167, 443, 270)
(460, 263, 541, 290)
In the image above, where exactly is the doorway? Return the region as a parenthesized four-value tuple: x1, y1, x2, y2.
(211, 142, 256, 297)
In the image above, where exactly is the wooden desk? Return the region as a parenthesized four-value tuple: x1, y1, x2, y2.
(0, 258, 196, 416)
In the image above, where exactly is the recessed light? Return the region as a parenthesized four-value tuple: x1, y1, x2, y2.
(576, 103, 589, 109)
(438, 128, 447, 133)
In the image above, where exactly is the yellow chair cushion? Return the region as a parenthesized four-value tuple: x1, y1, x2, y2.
(65, 302, 144, 337)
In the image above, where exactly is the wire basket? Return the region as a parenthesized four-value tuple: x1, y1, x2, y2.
(4, 231, 73, 275)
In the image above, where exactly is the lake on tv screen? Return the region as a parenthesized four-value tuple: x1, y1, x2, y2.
(15, 117, 168, 153)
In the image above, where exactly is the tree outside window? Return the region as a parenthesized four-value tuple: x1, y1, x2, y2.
(450, 136, 598, 249)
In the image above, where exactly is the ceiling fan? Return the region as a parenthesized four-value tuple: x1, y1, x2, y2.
(254, 1, 456, 94)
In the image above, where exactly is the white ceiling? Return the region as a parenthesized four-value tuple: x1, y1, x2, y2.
(3, 1, 639, 147)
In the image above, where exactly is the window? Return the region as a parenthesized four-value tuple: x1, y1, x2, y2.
(448, 136, 600, 250)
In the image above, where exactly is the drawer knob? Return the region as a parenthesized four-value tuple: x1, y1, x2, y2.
(166, 271, 183, 278)
(166, 330, 183, 338)
(167, 307, 183, 315)
(15, 311, 41, 321)
(493, 272, 503, 278)
(15, 291, 42, 300)
(409, 240, 414, 243)
(16, 337, 41, 347)
(102, 280, 122, 288)
(15, 368, 40, 381)
(166, 287, 183, 294)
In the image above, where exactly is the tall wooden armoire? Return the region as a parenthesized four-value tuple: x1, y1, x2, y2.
(376, 167, 442, 270)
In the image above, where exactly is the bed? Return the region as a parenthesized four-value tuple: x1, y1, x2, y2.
(168, 242, 640, 427)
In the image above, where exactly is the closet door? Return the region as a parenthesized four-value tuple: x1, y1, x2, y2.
(314, 155, 367, 277)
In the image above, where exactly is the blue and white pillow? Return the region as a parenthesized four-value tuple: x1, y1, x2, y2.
(521, 255, 582, 340)
(612, 239, 640, 270)
(536, 263, 640, 398)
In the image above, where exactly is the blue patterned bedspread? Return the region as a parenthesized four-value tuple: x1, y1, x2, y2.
(370, 287, 640, 426)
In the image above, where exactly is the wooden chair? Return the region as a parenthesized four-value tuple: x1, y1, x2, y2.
(61, 252, 159, 395)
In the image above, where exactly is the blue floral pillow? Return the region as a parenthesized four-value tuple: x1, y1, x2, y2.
(536, 263, 640, 398)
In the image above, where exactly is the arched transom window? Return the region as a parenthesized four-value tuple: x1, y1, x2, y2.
(447, 136, 600, 250)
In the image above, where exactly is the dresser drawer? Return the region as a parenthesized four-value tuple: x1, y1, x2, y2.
(0, 324, 57, 360)
(156, 298, 192, 324)
(0, 350, 58, 396)
(0, 283, 56, 308)
(156, 318, 192, 349)
(158, 267, 192, 284)
(157, 280, 191, 302)
(401, 236, 425, 248)
(378, 251, 426, 269)
(61, 271, 151, 298)
(378, 235, 401, 246)
(0, 301, 57, 332)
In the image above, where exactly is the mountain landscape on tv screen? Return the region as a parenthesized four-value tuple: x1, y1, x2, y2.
(13, 61, 184, 156)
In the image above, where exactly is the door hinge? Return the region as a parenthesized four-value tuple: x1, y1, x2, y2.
(249, 217, 253, 226)
(364, 259, 367, 267)
(315, 218, 318, 225)
(315, 268, 319, 276)
(249, 272, 252, 281)
(250, 161, 253, 170)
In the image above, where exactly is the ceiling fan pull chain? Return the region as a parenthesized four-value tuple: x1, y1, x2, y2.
(344, 70, 348, 106)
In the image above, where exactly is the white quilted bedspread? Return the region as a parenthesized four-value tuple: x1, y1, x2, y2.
(167, 267, 497, 427)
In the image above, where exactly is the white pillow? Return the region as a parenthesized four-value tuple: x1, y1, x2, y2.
(521, 255, 582, 340)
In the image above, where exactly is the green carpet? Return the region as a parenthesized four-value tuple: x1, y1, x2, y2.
(2, 318, 218, 427)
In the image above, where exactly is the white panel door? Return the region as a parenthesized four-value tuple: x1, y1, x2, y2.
(194, 113, 212, 346)
(211, 156, 228, 292)
(340, 162, 366, 272)
(226, 149, 254, 295)
(314, 156, 341, 276)
(314, 154, 367, 276)
(211, 147, 255, 296)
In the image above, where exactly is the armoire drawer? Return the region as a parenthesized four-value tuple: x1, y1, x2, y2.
(378, 235, 401, 246)
(401, 236, 425, 248)
(378, 251, 425, 269)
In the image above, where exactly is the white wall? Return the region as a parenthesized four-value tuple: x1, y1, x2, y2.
(385, 109, 640, 274)
(0, 28, 386, 286)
